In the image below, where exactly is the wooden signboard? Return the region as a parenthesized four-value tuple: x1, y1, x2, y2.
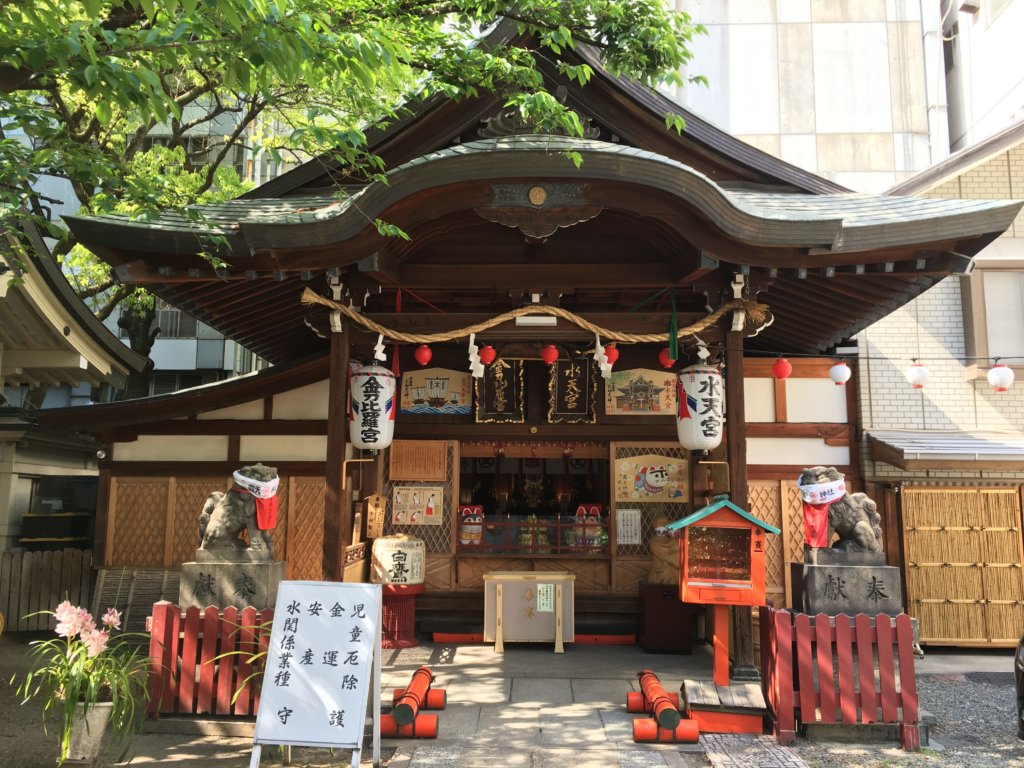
(365, 494, 386, 539)
(614, 453, 687, 503)
(392, 485, 445, 526)
(474, 359, 524, 423)
(250, 581, 381, 768)
(389, 440, 447, 481)
(547, 356, 597, 424)
(400, 368, 472, 415)
(604, 368, 676, 415)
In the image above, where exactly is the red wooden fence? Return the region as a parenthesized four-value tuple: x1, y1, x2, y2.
(759, 608, 919, 750)
(147, 601, 274, 718)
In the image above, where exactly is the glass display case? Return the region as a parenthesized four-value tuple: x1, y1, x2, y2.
(665, 497, 780, 607)
(458, 454, 610, 556)
(457, 507, 609, 555)
(686, 526, 751, 582)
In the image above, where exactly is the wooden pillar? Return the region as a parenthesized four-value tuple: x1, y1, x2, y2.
(725, 328, 757, 679)
(324, 316, 350, 580)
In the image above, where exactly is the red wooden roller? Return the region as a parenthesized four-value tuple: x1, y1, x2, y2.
(632, 717, 700, 743)
(637, 669, 681, 730)
(392, 666, 435, 725)
(393, 687, 447, 710)
(381, 713, 438, 738)
(626, 690, 679, 713)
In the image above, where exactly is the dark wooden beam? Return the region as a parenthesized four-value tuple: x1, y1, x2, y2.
(725, 327, 756, 679)
(324, 317, 350, 580)
(357, 251, 401, 285)
(745, 423, 849, 444)
(395, 262, 705, 290)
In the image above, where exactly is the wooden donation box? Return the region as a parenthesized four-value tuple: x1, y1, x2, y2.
(666, 498, 781, 607)
(483, 571, 575, 653)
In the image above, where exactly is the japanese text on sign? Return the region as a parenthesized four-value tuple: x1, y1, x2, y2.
(254, 581, 381, 749)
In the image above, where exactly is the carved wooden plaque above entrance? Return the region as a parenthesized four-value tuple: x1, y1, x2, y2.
(476, 183, 603, 240)
(474, 358, 525, 423)
(547, 355, 597, 424)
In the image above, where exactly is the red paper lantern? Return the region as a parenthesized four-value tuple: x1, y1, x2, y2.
(414, 344, 432, 366)
(541, 344, 559, 366)
(479, 344, 496, 365)
(605, 344, 620, 366)
(771, 357, 793, 380)
(658, 347, 675, 369)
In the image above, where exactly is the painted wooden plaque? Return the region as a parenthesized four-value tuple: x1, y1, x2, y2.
(604, 368, 677, 415)
(391, 485, 445, 526)
(614, 453, 687, 503)
(400, 367, 472, 415)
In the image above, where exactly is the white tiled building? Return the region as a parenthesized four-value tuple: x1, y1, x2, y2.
(672, 0, 1024, 646)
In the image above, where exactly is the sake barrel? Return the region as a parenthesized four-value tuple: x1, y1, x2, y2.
(371, 534, 425, 585)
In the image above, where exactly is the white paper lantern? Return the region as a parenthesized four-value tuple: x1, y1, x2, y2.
(676, 364, 725, 451)
(348, 363, 397, 449)
(829, 361, 852, 386)
(987, 363, 1015, 392)
(905, 362, 929, 389)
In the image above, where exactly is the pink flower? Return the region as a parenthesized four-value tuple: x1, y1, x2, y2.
(53, 604, 96, 640)
(54, 601, 77, 638)
(82, 629, 109, 658)
(101, 607, 122, 631)
(76, 607, 96, 637)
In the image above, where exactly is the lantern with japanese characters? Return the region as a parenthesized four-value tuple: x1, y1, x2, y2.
(348, 364, 397, 450)
(675, 365, 724, 451)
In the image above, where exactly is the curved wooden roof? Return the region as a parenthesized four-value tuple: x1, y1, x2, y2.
(60, 28, 1024, 364)
(1, 223, 147, 389)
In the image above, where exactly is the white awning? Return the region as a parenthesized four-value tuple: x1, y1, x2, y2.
(867, 429, 1024, 469)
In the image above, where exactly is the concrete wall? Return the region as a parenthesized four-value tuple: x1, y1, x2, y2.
(667, 0, 942, 191)
(857, 141, 1024, 483)
(945, 0, 1024, 149)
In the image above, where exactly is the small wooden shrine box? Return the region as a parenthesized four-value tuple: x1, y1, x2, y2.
(664, 497, 781, 607)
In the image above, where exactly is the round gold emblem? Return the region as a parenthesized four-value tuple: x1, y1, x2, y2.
(528, 186, 547, 206)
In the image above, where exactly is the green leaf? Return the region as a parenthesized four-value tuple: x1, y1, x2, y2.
(94, 101, 111, 125)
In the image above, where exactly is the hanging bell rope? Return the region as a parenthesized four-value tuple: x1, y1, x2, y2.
(301, 287, 771, 345)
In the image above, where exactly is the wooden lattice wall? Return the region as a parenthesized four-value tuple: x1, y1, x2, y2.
(107, 475, 326, 580)
(747, 479, 805, 609)
(902, 486, 1024, 647)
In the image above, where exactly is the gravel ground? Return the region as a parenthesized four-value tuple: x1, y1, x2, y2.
(793, 672, 1024, 768)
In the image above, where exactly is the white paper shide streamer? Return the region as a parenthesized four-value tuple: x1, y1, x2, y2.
(593, 333, 612, 379)
(467, 333, 484, 378)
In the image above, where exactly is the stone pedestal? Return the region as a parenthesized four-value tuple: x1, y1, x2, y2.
(179, 550, 285, 610)
(791, 561, 904, 617)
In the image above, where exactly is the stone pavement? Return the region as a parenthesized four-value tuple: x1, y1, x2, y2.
(117, 641, 811, 767)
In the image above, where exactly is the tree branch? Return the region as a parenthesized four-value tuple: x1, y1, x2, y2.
(94, 285, 133, 322)
(76, 279, 117, 301)
(196, 98, 267, 196)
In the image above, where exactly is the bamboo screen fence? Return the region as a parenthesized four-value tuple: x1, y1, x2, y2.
(902, 487, 1024, 647)
(108, 475, 327, 580)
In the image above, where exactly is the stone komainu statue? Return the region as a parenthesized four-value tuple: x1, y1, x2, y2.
(797, 465, 883, 553)
(198, 463, 278, 559)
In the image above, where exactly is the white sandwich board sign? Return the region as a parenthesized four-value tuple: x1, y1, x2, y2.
(250, 580, 382, 768)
